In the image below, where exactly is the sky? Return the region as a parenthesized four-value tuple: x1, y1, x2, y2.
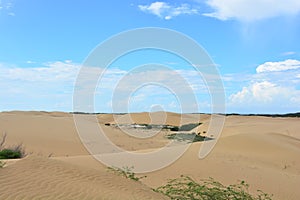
(0, 0, 300, 114)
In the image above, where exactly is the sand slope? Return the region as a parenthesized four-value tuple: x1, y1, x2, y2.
(0, 112, 87, 157)
(0, 156, 168, 200)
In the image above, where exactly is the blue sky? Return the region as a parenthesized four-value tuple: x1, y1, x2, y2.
(0, 0, 300, 113)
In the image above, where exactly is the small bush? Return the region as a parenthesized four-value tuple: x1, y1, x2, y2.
(0, 149, 22, 159)
(155, 176, 273, 200)
(108, 166, 146, 181)
(0, 132, 25, 159)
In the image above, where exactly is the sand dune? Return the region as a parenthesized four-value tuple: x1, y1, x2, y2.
(0, 156, 168, 200)
(0, 111, 300, 199)
(108, 112, 202, 126)
(0, 112, 87, 157)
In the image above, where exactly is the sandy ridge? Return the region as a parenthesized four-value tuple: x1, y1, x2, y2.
(0, 156, 169, 200)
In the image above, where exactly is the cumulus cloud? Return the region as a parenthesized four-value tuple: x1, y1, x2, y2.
(203, 0, 300, 21)
(228, 80, 300, 113)
(138, 1, 198, 20)
(256, 59, 300, 73)
(229, 81, 294, 104)
(228, 59, 300, 113)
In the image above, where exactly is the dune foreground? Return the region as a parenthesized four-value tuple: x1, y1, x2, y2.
(0, 111, 300, 199)
(0, 156, 168, 199)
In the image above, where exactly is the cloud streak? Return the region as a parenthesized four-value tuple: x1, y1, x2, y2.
(256, 59, 300, 73)
(138, 2, 198, 20)
(0, 61, 211, 112)
(0, 0, 15, 16)
(204, 0, 300, 21)
(0, 61, 80, 82)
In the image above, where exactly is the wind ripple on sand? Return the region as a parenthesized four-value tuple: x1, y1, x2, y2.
(0, 156, 169, 200)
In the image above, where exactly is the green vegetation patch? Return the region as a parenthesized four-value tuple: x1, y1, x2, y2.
(0, 149, 22, 159)
(179, 123, 202, 131)
(155, 176, 273, 200)
(0, 133, 25, 159)
(166, 133, 207, 143)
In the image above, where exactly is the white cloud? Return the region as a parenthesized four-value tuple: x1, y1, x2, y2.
(106, 69, 207, 95)
(26, 60, 36, 64)
(130, 93, 146, 103)
(203, 0, 300, 21)
(0, 0, 15, 16)
(0, 61, 83, 111)
(229, 81, 300, 112)
(226, 58, 300, 113)
(256, 59, 300, 73)
(230, 81, 290, 103)
(138, 2, 169, 17)
(0, 61, 212, 112)
(138, 2, 198, 20)
(281, 51, 296, 56)
(0, 61, 80, 82)
(229, 57, 300, 112)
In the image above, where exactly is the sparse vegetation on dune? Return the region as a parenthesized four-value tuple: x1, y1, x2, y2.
(110, 122, 202, 132)
(107, 166, 147, 181)
(178, 123, 202, 131)
(166, 133, 208, 143)
(108, 167, 273, 200)
(155, 176, 273, 200)
(0, 133, 25, 159)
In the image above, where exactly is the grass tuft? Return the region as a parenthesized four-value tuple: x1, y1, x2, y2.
(107, 166, 147, 181)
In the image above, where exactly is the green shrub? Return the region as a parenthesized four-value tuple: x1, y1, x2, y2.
(155, 176, 273, 200)
(0, 132, 25, 159)
(0, 148, 22, 159)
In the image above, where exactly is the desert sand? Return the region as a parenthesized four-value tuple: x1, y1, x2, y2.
(0, 111, 300, 199)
